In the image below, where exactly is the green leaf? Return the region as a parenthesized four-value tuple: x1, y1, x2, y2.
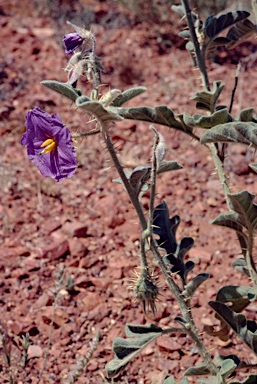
(200, 122, 250, 145)
(183, 109, 233, 129)
(163, 376, 189, 384)
(235, 122, 257, 148)
(216, 285, 252, 313)
(250, 163, 257, 173)
(125, 323, 163, 337)
(110, 86, 147, 107)
(209, 301, 257, 355)
(239, 108, 257, 123)
(182, 273, 209, 299)
(190, 81, 225, 113)
(41, 80, 82, 101)
(204, 11, 250, 39)
(219, 358, 237, 379)
(128, 166, 151, 197)
(228, 190, 257, 231)
(232, 259, 249, 277)
(76, 98, 123, 122)
(105, 324, 163, 378)
(110, 105, 189, 133)
(226, 19, 257, 50)
(153, 201, 195, 284)
(157, 161, 183, 175)
(184, 364, 210, 376)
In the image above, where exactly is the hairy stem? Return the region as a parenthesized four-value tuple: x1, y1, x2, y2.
(102, 123, 217, 374)
(101, 125, 147, 230)
(246, 229, 257, 287)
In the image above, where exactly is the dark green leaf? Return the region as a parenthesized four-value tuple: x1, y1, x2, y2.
(76, 99, 123, 122)
(200, 122, 250, 145)
(239, 108, 257, 123)
(157, 161, 183, 175)
(105, 325, 163, 378)
(182, 273, 209, 299)
(216, 285, 252, 313)
(110, 105, 189, 133)
(128, 166, 151, 197)
(41, 80, 82, 101)
(110, 86, 147, 107)
(153, 201, 195, 283)
(191, 81, 225, 113)
(184, 363, 210, 376)
(228, 190, 257, 231)
(250, 163, 257, 173)
(209, 301, 257, 355)
(204, 11, 250, 39)
(232, 259, 249, 277)
(163, 376, 189, 384)
(226, 19, 257, 49)
(125, 323, 163, 337)
(183, 109, 233, 128)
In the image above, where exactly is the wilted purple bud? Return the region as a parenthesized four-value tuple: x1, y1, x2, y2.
(21, 107, 77, 182)
(63, 32, 84, 55)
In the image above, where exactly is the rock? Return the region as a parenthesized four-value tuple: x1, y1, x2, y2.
(28, 345, 43, 359)
(68, 238, 88, 258)
(62, 221, 88, 238)
(41, 239, 69, 260)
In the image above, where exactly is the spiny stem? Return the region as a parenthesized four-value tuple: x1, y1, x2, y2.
(102, 122, 217, 374)
(149, 239, 218, 375)
(182, 0, 210, 91)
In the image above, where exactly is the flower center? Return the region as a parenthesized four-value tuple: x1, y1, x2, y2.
(39, 138, 57, 155)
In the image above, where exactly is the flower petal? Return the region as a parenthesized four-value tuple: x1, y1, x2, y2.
(63, 32, 84, 55)
(21, 107, 77, 182)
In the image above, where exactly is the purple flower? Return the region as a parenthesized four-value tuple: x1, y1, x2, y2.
(63, 32, 84, 55)
(21, 107, 77, 182)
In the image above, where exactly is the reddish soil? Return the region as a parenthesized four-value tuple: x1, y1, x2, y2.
(1, 1, 257, 383)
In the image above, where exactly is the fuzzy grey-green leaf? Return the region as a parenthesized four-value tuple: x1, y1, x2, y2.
(110, 86, 147, 107)
(110, 105, 186, 132)
(191, 81, 225, 113)
(183, 109, 233, 129)
(76, 99, 123, 122)
(41, 80, 82, 101)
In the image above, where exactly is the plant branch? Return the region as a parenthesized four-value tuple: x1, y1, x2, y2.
(181, 0, 210, 91)
(101, 122, 217, 374)
(101, 124, 147, 230)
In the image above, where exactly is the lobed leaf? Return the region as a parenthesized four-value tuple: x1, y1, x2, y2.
(153, 201, 195, 283)
(209, 301, 257, 355)
(190, 81, 225, 113)
(110, 105, 189, 133)
(239, 108, 257, 123)
(204, 11, 250, 39)
(228, 190, 257, 231)
(200, 122, 255, 146)
(182, 273, 209, 299)
(216, 285, 252, 313)
(183, 109, 233, 129)
(226, 19, 257, 50)
(76, 98, 123, 122)
(105, 324, 163, 378)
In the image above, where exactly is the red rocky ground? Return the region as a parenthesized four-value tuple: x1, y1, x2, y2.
(1, 0, 257, 383)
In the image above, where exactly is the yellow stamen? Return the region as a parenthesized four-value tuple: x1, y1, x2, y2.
(39, 138, 57, 155)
